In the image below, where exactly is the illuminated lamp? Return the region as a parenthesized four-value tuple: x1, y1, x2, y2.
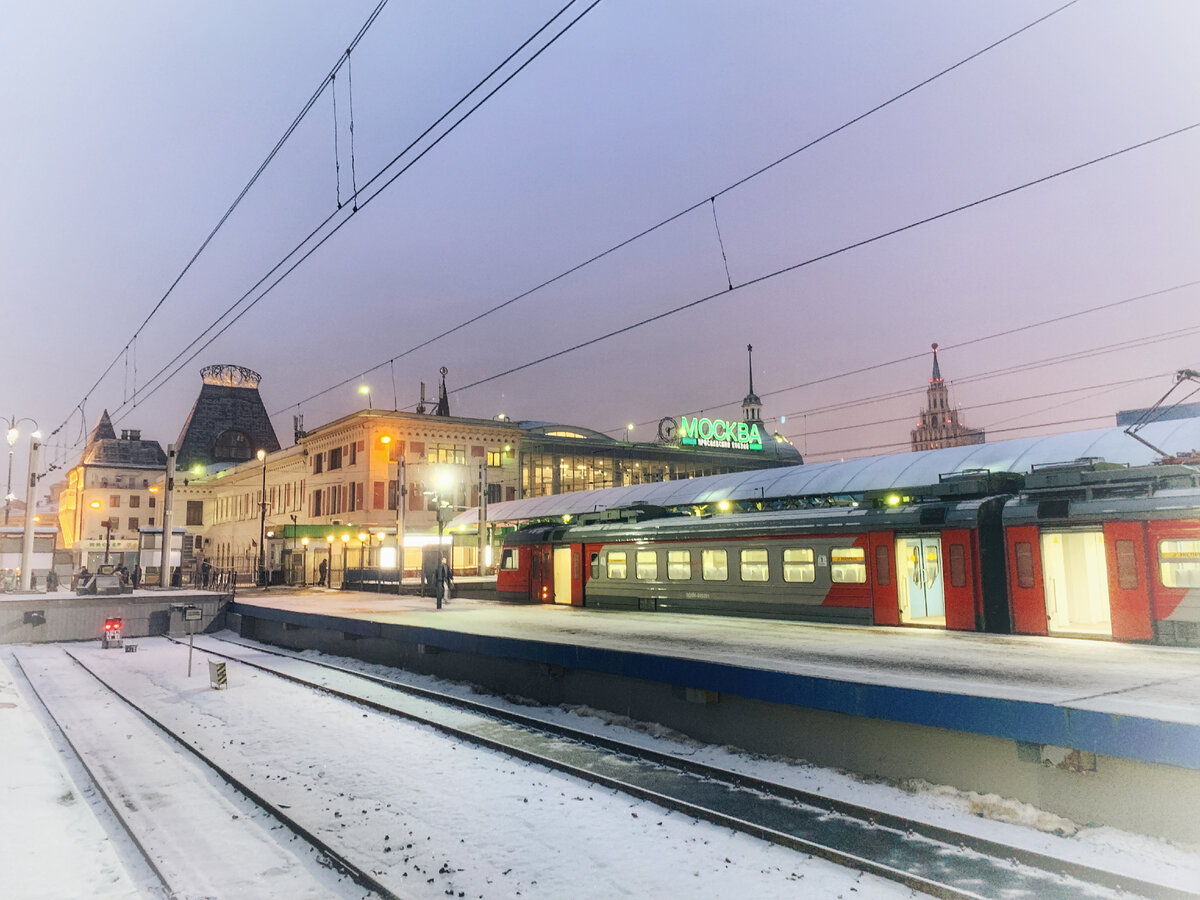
(886, 494, 901, 507)
(717, 500, 731, 512)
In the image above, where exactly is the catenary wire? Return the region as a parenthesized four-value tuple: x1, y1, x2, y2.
(101, 0, 599, 435)
(275, 0, 1081, 415)
(445, 121, 1200, 401)
(51, 0, 392, 440)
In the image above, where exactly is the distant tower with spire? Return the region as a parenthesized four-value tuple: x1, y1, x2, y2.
(742, 344, 763, 427)
(910, 343, 984, 452)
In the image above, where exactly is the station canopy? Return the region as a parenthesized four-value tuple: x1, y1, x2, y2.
(449, 418, 1200, 528)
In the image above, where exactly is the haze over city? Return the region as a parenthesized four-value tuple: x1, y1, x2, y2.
(4, 0, 1199, 491)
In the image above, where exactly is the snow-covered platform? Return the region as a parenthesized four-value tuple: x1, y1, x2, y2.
(231, 590, 1200, 841)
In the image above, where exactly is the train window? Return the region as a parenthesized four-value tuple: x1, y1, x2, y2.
(701, 549, 728, 581)
(607, 551, 628, 580)
(830, 547, 866, 584)
(1159, 539, 1200, 588)
(874, 545, 890, 586)
(783, 548, 815, 583)
(590, 552, 600, 580)
(1015, 542, 1035, 589)
(500, 548, 519, 570)
(667, 550, 691, 580)
(636, 550, 658, 580)
(948, 544, 967, 588)
(1115, 540, 1138, 590)
(740, 549, 769, 582)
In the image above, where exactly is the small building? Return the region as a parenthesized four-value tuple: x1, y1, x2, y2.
(58, 412, 168, 569)
(910, 343, 985, 452)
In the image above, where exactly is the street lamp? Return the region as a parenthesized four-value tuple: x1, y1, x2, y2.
(300, 536, 309, 585)
(89, 499, 112, 565)
(359, 384, 372, 409)
(256, 449, 268, 588)
(4, 416, 37, 527)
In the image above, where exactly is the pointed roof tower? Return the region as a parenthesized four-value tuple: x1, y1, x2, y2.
(434, 366, 451, 417)
(741, 344, 763, 427)
(87, 410, 117, 446)
(930, 341, 943, 383)
(176, 365, 280, 472)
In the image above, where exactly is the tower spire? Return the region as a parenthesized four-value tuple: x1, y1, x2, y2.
(930, 342, 942, 383)
(747, 344, 754, 396)
(742, 344, 763, 426)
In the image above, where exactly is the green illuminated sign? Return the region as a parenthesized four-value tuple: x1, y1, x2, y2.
(679, 416, 762, 451)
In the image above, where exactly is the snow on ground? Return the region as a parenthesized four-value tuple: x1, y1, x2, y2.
(3, 639, 915, 900)
(256, 631, 1200, 895)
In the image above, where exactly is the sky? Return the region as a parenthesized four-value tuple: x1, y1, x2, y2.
(6, 631, 1198, 897)
(3, 0, 1200, 491)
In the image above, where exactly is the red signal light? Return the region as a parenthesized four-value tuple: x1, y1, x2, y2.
(104, 618, 122, 631)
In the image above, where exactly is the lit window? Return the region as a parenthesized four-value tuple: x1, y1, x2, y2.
(636, 550, 657, 580)
(783, 548, 815, 583)
(831, 547, 866, 583)
(702, 549, 727, 581)
(740, 548, 769, 582)
(1160, 539, 1200, 588)
(606, 551, 627, 579)
(667, 550, 691, 580)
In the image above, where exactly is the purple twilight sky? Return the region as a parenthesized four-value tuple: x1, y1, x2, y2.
(2, 0, 1199, 492)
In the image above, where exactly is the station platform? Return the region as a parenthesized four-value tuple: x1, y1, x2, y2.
(230, 589, 1200, 842)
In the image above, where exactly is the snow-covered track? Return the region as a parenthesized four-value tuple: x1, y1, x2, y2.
(189, 633, 1179, 900)
(13, 647, 397, 900)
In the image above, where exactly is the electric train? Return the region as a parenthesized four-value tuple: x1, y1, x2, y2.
(496, 462, 1200, 645)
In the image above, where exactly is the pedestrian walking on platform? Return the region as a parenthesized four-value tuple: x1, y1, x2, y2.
(318, 558, 328, 587)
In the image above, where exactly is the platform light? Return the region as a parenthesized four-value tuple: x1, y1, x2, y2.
(341, 534, 350, 543)
(886, 494, 901, 507)
(562, 514, 572, 524)
(717, 500, 731, 512)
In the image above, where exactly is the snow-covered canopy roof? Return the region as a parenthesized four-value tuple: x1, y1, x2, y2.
(451, 418, 1200, 527)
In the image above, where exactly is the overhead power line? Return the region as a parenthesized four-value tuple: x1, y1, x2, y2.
(98, 0, 600, 438)
(52, 0, 393, 440)
(444, 120, 1200, 403)
(276, 0, 1080, 415)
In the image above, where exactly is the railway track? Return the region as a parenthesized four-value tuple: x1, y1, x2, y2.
(169, 632, 1185, 900)
(9, 647, 391, 900)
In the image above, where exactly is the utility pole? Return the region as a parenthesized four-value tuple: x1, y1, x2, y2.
(478, 460, 487, 575)
(159, 444, 176, 588)
(395, 455, 406, 594)
(18, 434, 40, 591)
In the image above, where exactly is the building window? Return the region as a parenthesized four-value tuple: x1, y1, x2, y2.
(129, 495, 140, 509)
(783, 548, 815, 583)
(329, 447, 343, 470)
(349, 443, 357, 466)
(213, 429, 254, 461)
(831, 547, 866, 583)
(702, 549, 728, 581)
(312, 492, 323, 517)
(110, 495, 121, 508)
(128, 517, 139, 531)
(636, 550, 658, 580)
(667, 550, 691, 580)
(1159, 539, 1200, 588)
(314, 453, 324, 474)
(149, 496, 156, 508)
(487, 450, 503, 467)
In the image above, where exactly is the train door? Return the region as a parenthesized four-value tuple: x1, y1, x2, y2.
(896, 536, 945, 625)
(552, 546, 573, 605)
(1103, 522, 1153, 641)
(1040, 530, 1112, 636)
(530, 546, 552, 603)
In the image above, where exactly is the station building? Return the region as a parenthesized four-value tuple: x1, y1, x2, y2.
(180, 362, 801, 586)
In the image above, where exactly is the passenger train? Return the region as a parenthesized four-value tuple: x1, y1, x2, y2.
(496, 462, 1200, 646)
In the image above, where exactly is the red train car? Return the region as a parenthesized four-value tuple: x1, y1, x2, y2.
(1002, 466, 1200, 644)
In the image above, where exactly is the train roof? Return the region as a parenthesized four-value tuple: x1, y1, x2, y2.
(1003, 485, 1200, 525)
(454, 417, 1200, 528)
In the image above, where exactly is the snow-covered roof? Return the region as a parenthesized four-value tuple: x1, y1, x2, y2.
(454, 418, 1200, 526)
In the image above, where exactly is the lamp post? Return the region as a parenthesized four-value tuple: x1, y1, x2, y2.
(89, 499, 111, 565)
(257, 449, 268, 588)
(359, 384, 372, 409)
(300, 536, 309, 585)
(4, 416, 37, 527)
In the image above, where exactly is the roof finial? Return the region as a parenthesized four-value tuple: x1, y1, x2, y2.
(747, 344, 754, 396)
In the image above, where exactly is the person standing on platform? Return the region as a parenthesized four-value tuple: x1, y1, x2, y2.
(318, 558, 328, 587)
(434, 556, 452, 609)
(132, 564, 142, 590)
